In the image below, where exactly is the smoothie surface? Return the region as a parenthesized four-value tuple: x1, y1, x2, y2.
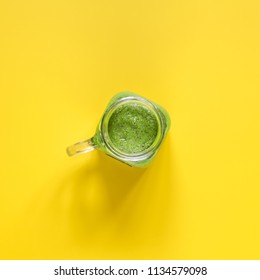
(108, 102, 158, 154)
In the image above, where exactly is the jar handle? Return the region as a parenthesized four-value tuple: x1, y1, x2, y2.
(66, 137, 97, 156)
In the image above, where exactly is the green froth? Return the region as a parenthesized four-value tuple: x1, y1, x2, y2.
(108, 103, 158, 154)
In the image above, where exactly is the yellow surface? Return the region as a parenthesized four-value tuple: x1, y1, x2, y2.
(1, 0, 260, 259)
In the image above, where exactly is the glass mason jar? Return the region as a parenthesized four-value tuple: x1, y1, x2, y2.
(67, 92, 170, 167)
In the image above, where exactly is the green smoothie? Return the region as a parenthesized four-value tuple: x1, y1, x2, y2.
(107, 102, 158, 154)
(87, 92, 170, 167)
(67, 91, 169, 166)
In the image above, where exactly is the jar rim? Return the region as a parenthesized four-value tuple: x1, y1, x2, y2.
(100, 96, 164, 162)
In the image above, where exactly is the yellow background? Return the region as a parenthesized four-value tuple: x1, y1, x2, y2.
(1, 0, 260, 259)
